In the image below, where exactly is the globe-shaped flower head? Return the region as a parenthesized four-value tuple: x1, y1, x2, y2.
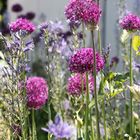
(120, 13, 140, 32)
(67, 73, 94, 96)
(68, 48, 104, 73)
(65, 0, 101, 28)
(26, 77, 48, 109)
(9, 18, 35, 33)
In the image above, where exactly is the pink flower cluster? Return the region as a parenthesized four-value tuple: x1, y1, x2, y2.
(120, 13, 140, 31)
(67, 73, 94, 96)
(65, 0, 101, 26)
(26, 77, 48, 109)
(68, 48, 104, 73)
(9, 18, 35, 33)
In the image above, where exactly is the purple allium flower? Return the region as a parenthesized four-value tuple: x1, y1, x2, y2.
(42, 115, 76, 139)
(26, 77, 48, 109)
(26, 12, 35, 20)
(9, 18, 35, 33)
(120, 13, 140, 31)
(81, 0, 101, 27)
(65, 0, 84, 25)
(11, 4, 23, 12)
(67, 73, 94, 96)
(65, 0, 101, 27)
(68, 48, 104, 73)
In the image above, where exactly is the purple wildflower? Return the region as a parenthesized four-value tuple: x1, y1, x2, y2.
(67, 73, 94, 96)
(11, 4, 23, 12)
(42, 115, 76, 139)
(38, 22, 48, 33)
(26, 77, 48, 109)
(120, 13, 140, 31)
(9, 18, 35, 33)
(68, 48, 104, 73)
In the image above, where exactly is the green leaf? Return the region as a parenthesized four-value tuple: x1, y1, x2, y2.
(0, 51, 5, 60)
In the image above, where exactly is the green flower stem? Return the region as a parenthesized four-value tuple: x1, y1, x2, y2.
(90, 110, 95, 140)
(82, 23, 86, 48)
(47, 103, 51, 140)
(85, 72, 90, 140)
(97, 27, 107, 140)
(98, 29, 102, 53)
(32, 109, 36, 140)
(91, 30, 100, 140)
(130, 38, 133, 136)
(102, 98, 107, 140)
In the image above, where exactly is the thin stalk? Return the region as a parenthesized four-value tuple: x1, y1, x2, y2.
(85, 72, 90, 140)
(90, 109, 95, 140)
(82, 23, 86, 48)
(47, 103, 51, 140)
(102, 98, 107, 140)
(98, 27, 107, 139)
(32, 109, 36, 140)
(129, 38, 133, 136)
(98, 29, 102, 53)
(91, 31, 100, 140)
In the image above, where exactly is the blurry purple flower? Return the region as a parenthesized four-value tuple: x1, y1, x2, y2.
(65, 0, 101, 28)
(9, 18, 35, 33)
(38, 22, 48, 33)
(67, 73, 94, 96)
(26, 12, 36, 20)
(26, 77, 48, 109)
(25, 65, 31, 72)
(120, 13, 140, 31)
(49, 21, 64, 33)
(23, 40, 34, 52)
(110, 56, 119, 68)
(11, 4, 23, 12)
(42, 115, 76, 139)
(69, 48, 104, 73)
(67, 19, 81, 29)
(63, 100, 70, 111)
(133, 61, 140, 72)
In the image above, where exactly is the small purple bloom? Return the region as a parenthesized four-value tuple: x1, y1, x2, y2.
(120, 13, 140, 31)
(11, 4, 23, 13)
(42, 115, 76, 139)
(38, 22, 48, 33)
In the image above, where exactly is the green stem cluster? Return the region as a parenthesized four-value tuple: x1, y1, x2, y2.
(91, 31, 101, 140)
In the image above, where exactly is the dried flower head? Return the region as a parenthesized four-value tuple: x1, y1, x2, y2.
(67, 73, 94, 96)
(120, 13, 140, 31)
(26, 77, 48, 109)
(9, 18, 35, 33)
(68, 48, 104, 73)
